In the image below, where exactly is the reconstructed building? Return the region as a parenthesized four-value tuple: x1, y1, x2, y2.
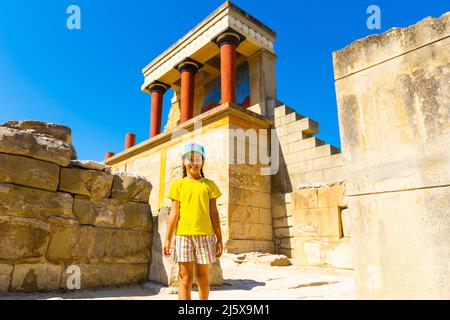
(103, 1, 349, 267)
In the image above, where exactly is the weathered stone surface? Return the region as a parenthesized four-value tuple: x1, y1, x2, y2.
(0, 183, 74, 221)
(340, 209, 351, 238)
(334, 12, 450, 299)
(46, 225, 152, 264)
(10, 264, 62, 292)
(69, 160, 106, 172)
(291, 208, 341, 237)
(0, 153, 60, 191)
(59, 168, 114, 199)
(60, 263, 148, 289)
(293, 237, 353, 269)
(0, 264, 13, 292)
(111, 175, 152, 203)
(2, 120, 71, 144)
(73, 196, 152, 230)
(233, 252, 292, 266)
(0, 218, 49, 261)
(0, 126, 75, 166)
(292, 188, 318, 209)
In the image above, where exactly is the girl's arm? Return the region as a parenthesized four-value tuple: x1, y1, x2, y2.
(163, 199, 180, 257)
(210, 198, 223, 257)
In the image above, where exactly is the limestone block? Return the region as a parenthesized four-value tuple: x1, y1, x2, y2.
(312, 153, 343, 171)
(250, 191, 271, 209)
(229, 171, 270, 192)
(46, 225, 151, 264)
(0, 218, 49, 261)
(0, 153, 60, 191)
(2, 120, 72, 144)
(274, 227, 291, 239)
(272, 203, 289, 219)
(291, 207, 341, 237)
(292, 188, 318, 209)
(0, 264, 13, 292)
(0, 126, 75, 166)
(234, 252, 292, 266)
(347, 186, 450, 299)
(229, 187, 252, 206)
(59, 168, 114, 199)
(341, 208, 351, 238)
(317, 184, 345, 208)
(10, 264, 62, 292)
(299, 145, 339, 162)
(292, 237, 353, 269)
(287, 160, 314, 175)
(322, 166, 345, 185)
(73, 196, 152, 230)
(245, 223, 273, 241)
(110, 175, 152, 203)
(279, 237, 294, 250)
(60, 263, 148, 290)
(225, 239, 275, 254)
(259, 208, 272, 224)
(69, 160, 106, 172)
(0, 183, 74, 221)
(272, 215, 295, 229)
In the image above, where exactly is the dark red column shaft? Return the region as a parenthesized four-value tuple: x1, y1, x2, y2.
(180, 70, 195, 123)
(220, 43, 237, 104)
(125, 133, 136, 149)
(150, 90, 163, 137)
(105, 152, 115, 159)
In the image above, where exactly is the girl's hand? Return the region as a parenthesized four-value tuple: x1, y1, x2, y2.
(216, 241, 223, 258)
(163, 238, 171, 257)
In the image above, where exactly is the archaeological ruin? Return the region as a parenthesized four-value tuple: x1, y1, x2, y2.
(0, 2, 448, 299)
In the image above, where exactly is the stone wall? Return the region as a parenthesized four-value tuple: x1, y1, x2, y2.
(270, 105, 346, 263)
(272, 182, 352, 269)
(333, 12, 450, 298)
(0, 121, 152, 292)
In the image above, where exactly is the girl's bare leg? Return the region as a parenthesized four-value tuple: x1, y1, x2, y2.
(195, 263, 210, 300)
(178, 262, 194, 300)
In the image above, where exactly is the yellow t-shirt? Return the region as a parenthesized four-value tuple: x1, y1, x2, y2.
(167, 177, 222, 235)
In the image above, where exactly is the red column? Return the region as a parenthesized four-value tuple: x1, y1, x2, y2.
(176, 58, 203, 123)
(105, 152, 115, 159)
(214, 29, 245, 105)
(148, 81, 170, 138)
(220, 42, 237, 104)
(125, 133, 136, 149)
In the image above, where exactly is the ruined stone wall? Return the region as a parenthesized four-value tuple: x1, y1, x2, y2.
(0, 121, 152, 292)
(333, 12, 450, 298)
(270, 105, 346, 264)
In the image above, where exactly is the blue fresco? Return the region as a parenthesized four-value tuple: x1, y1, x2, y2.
(202, 61, 250, 112)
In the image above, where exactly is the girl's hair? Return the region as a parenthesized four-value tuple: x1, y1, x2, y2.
(182, 155, 205, 178)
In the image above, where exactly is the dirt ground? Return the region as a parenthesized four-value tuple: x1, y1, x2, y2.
(0, 253, 356, 300)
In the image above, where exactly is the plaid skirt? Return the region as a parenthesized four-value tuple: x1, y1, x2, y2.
(173, 234, 217, 264)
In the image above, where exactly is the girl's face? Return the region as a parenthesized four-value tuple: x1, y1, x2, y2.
(183, 152, 204, 176)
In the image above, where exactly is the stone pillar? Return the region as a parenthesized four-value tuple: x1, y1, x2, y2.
(248, 49, 277, 117)
(125, 133, 136, 149)
(333, 12, 450, 299)
(176, 58, 203, 123)
(213, 28, 246, 104)
(148, 81, 170, 138)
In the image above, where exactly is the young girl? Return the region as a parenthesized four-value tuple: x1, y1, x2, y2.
(163, 142, 223, 300)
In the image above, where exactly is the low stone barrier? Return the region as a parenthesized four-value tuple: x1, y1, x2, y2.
(0, 121, 152, 292)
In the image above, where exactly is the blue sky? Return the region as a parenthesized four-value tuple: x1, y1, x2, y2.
(0, 1, 448, 161)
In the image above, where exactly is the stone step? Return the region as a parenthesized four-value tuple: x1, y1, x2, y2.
(286, 117, 319, 136)
(273, 104, 296, 118)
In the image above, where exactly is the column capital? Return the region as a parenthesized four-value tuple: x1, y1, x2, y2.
(147, 80, 171, 93)
(175, 58, 203, 74)
(213, 27, 246, 47)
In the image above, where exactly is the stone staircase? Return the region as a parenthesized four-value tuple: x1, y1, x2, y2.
(272, 104, 343, 188)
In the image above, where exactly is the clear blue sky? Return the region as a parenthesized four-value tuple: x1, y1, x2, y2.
(0, 1, 448, 161)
